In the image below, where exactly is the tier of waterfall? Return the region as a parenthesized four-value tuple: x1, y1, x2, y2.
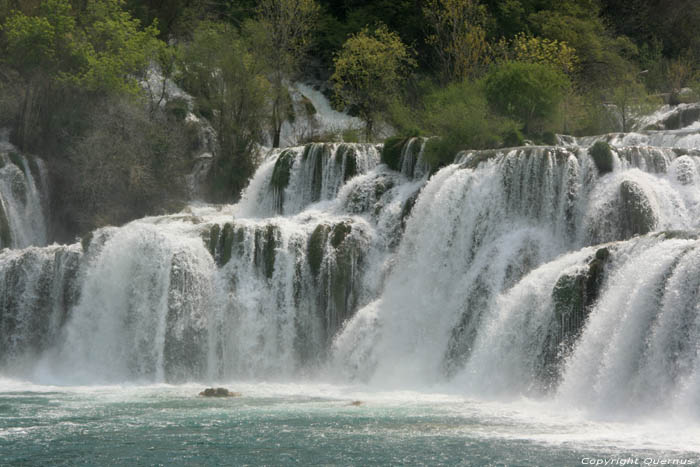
(1, 120, 700, 419)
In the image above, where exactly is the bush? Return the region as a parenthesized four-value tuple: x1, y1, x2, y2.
(503, 128, 525, 147)
(421, 80, 512, 168)
(484, 61, 569, 136)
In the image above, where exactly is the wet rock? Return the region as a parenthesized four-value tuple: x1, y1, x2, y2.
(590, 141, 614, 174)
(619, 180, 656, 237)
(308, 224, 330, 277)
(199, 387, 241, 397)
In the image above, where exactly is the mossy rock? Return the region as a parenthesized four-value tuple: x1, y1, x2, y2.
(381, 136, 407, 171)
(302, 144, 313, 160)
(462, 150, 499, 170)
(308, 224, 330, 277)
(552, 273, 586, 323)
(254, 225, 278, 279)
(219, 223, 234, 266)
(619, 180, 656, 238)
(81, 232, 93, 253)
(590, 141, 614, 174)
(543, 247, 612, 383)
(330, 222, 352, 248)
(0, 202, 11, 248)
(336, 144, 358, 181)
(204, 224, 221, 259)
(270, 150, 296, 191)
(373, 178, 395, 199)
(8, 151, 24, 171)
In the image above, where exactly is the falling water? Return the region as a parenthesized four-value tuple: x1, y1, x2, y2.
(0, 120, 699, 424)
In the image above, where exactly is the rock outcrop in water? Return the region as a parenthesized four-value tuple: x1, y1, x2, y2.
(199, 387, 241, 397)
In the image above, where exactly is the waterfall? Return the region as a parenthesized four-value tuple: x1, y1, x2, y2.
(0, 138, 49, 249)
(1, 124, 700, 419)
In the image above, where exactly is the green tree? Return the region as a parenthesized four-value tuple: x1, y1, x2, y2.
(252, 0, 320, 148)
(421, 80, 515, 167)
(608, 74, 658, 132)
(484, 61, 569, 135)
(423, 0, 490, 82)
(332, 25, 415, 140)
(493, 33, 579, 76)
(179, 21, 270, 202)
(1, 0, 162, 150)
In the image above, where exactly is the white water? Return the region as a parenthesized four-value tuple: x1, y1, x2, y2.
(280, 82, 364, 146)
(1, 116, 700, 433)
(0, 137, 48, 249)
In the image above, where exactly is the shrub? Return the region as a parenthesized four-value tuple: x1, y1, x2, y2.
(484, 61, 569, 136)
(421, 80, 511, 168)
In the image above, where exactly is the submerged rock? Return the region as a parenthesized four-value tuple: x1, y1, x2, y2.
(199, 387, 241, 397)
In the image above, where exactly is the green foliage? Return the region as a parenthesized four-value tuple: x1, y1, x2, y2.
(179, 21, 269, 202)
(608, 74, 661, 132)
(422, 80, 509, 167)
(492, 33, 579, 75)
(3, 0, 161, 93)
(332, 25, 415, 140)
(529, 7, 636, 90)
(250, 0, 320, 147)
(423, 0, 490, 82)
(590, 141, 614, 174)
(503, 128, 524, 147)
(484, 61, 569, 135)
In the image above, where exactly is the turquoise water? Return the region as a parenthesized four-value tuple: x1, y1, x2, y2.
(1, 381, 699, 466)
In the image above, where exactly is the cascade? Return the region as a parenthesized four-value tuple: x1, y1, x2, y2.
(1, 120, 700, 419)
(0, 138, 49, 249)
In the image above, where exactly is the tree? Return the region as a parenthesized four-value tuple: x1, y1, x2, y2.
(609, 74, 658, 132)
(493, 33, 579, 76)
(421, 80, 515, 168)
(179, 21, 270, 202)
(253, 0, 320, 147)
(332, 25, 415, 140)
(1, 0, 162, 150)
(423, 0, 490, 82)
(484, 61, 569, 135)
